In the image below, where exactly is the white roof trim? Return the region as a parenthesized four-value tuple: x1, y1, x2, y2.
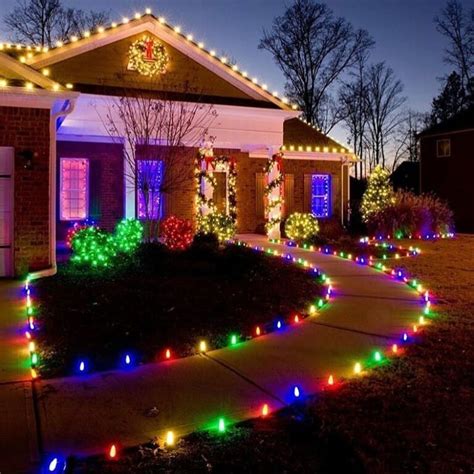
(0, 52, 65, 90)
(24, 15, 295, 110)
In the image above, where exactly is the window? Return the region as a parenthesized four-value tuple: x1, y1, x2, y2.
(311, 174, 331, 218)
(60, 158, 89, 221)
(436, 139, 451, 158)
(137, 160, 163, 219)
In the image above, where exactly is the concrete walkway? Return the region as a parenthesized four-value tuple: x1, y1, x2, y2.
(0, 281, 39, 473)
(1, 235, 423, 470)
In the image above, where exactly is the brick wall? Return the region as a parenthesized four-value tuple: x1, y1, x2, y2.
(57, 141, 124, 239)
(420, 131, 474, 232)
(237, 155, 345, 233)
(0, 106, 51, 275)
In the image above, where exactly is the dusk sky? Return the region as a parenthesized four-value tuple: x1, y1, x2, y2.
(0, 0, 458, 144)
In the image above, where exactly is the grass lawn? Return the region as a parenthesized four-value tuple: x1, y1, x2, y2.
(35, 243, 323, 378)
(76, 235, 473, 473)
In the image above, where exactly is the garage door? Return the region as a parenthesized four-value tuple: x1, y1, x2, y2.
(0, 147, 14, 277)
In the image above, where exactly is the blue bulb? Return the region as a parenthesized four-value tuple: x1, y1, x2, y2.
(277, 320, 282, 329)
(293, 386, 300, 398)
(125, 354, 131, 365)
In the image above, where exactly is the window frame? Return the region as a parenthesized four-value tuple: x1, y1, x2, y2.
(436, 138, 451, 158)
(59, 157, 90, 222)
(310, 173, 331, 218)
(136, 159, 164, 220)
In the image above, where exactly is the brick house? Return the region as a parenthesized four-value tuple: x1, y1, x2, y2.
(418, 105, 474, 232)
(0, 12, 355, 277)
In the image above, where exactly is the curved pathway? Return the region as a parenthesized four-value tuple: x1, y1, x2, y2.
(6, 234, 425, 467)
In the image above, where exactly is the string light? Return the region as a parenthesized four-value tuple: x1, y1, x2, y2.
(218, 417, 226, 433)
(199, 340, 207, 352)
(165, 430, 175, 447)
(261, 403, 269, 417)
(109, 444, 117, 459)
(354, 362, 362, 374)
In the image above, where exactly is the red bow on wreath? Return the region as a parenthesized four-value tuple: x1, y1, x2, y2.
(272, 152, 283, 172)
(204, 155, 215, 170)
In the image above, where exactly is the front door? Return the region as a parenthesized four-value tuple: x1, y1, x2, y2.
(0, 147, 14, 277)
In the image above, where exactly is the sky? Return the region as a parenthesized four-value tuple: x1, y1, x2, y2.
(0, 0, 459, 144)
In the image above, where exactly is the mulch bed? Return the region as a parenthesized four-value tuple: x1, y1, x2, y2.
(34, 243, 323, 378)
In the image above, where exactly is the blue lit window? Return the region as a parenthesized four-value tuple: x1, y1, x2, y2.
(137, 160, 163, 219)
(311, 174, 331, 218)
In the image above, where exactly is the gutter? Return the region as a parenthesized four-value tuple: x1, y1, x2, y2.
(29, 99, 76, 280)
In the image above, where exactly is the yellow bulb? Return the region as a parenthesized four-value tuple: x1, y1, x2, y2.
(199, 340, 207, 352)
(42, 68, 49, 76)
(165, 430, 175, 447)
(25, 82, 33, 90)
(354, 362, 362, 374)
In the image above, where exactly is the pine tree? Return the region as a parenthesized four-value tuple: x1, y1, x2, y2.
(360, 165, 394, 222)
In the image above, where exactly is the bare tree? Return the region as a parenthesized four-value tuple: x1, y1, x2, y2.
(98, 82, 217, 241)
(259, 0, 373, 133)
(435, 0, 474, 89)
(339, 51, 371, 178)
(365, 62, 406, 169)
(391, 110, 429, 172)
(4, 0, 109, 47)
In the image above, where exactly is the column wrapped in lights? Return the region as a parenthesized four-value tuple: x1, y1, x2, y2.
(264, 152, 284, 239)
(195, 146, 237, 232)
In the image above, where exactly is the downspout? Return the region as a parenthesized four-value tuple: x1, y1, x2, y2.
(29, 99, 76, 280)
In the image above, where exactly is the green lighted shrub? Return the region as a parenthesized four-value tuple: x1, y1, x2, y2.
(71, 226, 117, 267)
(71, 219, 144, 268)
(198, 212, 235, 242)
(114, 218, 143, 253)
(285, 212, 319, 242)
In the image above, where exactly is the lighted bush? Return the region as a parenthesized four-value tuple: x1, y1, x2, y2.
(71, 226, 117, 267)
(71, 218, 143, 268)
(114, 218, 143, 253)
(367, 191, 454, 237)
(198, 212, 236, 242)
(161, 215, 194, 250)
(285, 212, 319, 242)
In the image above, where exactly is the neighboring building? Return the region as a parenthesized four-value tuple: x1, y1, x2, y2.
(0, 12, 354, 277)
(418, 106, 474, 233)
(390, 161, 420, 194)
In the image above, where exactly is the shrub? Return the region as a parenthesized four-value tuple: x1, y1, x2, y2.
(114, 219, 143, 254)
(198, 212, 236, 242)
(161, 216, 194, 250)
(71, 226, 117, 267)
(367, 191, 454, 237)
(285, 212, 319, 242)
(191, 232, 220, 253)
(71, 218, 143, 268)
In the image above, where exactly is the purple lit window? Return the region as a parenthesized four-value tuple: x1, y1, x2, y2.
(60, 158, 89, 221)
(311, 174, 331, 218)
(137, 160, 163, 220)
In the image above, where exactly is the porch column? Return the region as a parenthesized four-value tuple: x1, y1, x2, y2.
(266, 147, 282, 240)
(124, 139, 136, 218)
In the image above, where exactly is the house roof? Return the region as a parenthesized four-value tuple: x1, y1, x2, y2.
(0, 51, 71, 91)
(282, 118, 354, 155)
(0, 11, 298, 111)
(418, 105, 474, 138)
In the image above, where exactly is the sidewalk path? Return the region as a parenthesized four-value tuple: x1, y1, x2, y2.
(0, 281, 39, 473)
(10, 235, 423, 465)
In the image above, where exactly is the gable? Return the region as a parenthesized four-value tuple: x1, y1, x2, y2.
(20, 14, 295, 110)
(39, 32, 270, 106)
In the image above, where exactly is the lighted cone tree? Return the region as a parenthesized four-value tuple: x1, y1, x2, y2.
(360, 165, 395, 223)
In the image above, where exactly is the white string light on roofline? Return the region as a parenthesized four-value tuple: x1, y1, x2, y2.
(0, 8, 299, 110)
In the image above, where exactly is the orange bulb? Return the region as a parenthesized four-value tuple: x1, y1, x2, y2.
(261, 403, 269, 417)
(328, 375, 334, 385)
(165, 349, 171, 359)
(255, 326, 261, 336)
(294, 315, 299, 323)
(392, 344, 398, 354)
